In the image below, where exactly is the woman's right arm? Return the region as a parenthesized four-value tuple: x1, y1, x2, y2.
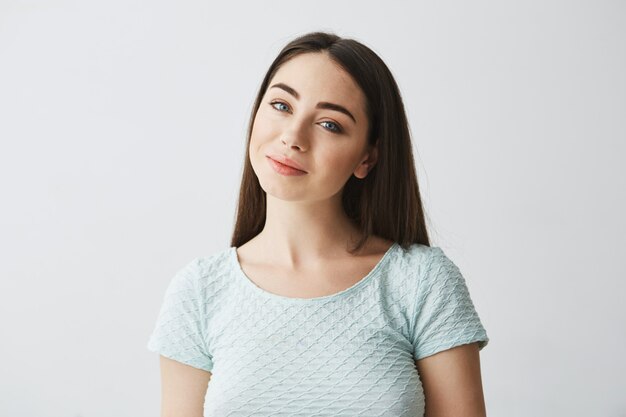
(159, 355, 211, 417)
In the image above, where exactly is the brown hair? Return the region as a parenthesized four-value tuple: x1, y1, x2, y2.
(230, 31, 431, 253)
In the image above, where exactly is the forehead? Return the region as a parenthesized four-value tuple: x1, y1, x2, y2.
(268, 52, 367, 116)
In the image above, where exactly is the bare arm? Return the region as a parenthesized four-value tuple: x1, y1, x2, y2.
(415, 342, 486, 417)
(159, 355, 212, 417)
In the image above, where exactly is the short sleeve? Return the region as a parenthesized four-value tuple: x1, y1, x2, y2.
(410, 247, 489, 360)
(146, 258, 214, 372)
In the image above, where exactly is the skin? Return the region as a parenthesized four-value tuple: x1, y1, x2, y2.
(158, 51, 487, 417)
(245, 51, 380, 267)
(416, 342, 487, 417)
(159, 356, 210, 417)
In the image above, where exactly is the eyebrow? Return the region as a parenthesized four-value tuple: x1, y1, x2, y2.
(269, 82, 357, 124)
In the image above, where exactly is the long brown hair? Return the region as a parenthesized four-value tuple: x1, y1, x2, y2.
(230, 31, 431, 253)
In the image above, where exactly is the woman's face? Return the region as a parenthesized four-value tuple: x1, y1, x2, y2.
(249, 52, 375, 203)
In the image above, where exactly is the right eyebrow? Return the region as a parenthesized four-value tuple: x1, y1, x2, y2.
(270, 82, 300, 100)
(269, 82, 357, 124)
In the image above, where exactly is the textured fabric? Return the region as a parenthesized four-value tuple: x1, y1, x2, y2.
(147, 242, 489, 416)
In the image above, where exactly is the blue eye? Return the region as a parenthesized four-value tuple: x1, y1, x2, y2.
(269, 101, 343, 134)
(320, 121, 343, 133)
(270, 101, 290, 112)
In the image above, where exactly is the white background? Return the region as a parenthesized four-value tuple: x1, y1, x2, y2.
(1, 1, 624, 416)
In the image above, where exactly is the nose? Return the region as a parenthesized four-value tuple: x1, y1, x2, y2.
(281, 137, 306, 151)
(280, 117, 309, 151)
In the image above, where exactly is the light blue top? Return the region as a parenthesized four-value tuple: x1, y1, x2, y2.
(147, 242, 489, 416)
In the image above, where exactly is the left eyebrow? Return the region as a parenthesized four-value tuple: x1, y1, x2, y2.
(269, 82, 357, 124)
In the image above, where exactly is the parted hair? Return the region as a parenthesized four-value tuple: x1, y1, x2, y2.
(230, 31, 431, 253)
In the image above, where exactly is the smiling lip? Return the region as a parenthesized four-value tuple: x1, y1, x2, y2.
(266, 154, 307, 173)
(266, 156, 308, 176)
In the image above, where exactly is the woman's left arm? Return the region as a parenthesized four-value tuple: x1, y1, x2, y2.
(415, 341, 487, 417)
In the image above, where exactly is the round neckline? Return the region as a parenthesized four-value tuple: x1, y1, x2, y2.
(230, 242, 398, 303)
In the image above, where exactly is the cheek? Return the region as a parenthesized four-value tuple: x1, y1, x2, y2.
(318, 147, 360, 178)
(250, 111, 276, 146)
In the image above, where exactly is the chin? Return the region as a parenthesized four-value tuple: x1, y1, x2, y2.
(259, 180, 300, 200)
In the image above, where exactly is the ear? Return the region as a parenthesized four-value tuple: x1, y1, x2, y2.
(353, 139, 379, 179)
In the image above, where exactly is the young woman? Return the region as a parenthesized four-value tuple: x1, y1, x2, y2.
(148, 31, 489, 417)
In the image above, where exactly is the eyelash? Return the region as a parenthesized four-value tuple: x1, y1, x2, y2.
(268, 100, 344, 134)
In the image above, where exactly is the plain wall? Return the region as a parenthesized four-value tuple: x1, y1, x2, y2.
(1, 1, 624, 416)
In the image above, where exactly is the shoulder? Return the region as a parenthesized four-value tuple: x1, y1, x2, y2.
(388, 242, 442, 276)
(170, 247, 235, 292)
(406, 244, 490, 360)
(376, 242, 439, 303)
(393, 243, 459, 277)
(395, 244, 471, 302)
(384, 243, 461, 305)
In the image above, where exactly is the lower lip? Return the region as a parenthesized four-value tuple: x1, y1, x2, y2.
(266, 157, 307, 176)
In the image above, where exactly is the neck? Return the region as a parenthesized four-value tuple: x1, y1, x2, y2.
(253, 194, 365, 268)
